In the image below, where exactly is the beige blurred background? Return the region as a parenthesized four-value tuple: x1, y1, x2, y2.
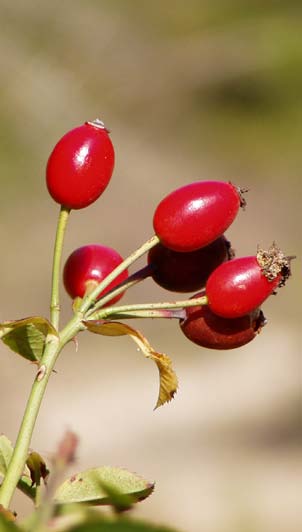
(0, 2, 301, 531)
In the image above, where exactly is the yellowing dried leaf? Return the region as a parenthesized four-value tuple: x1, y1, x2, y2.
(84, 320, 178, 408)
(149, 351, 178, 409)
(84, 320, 131, 337)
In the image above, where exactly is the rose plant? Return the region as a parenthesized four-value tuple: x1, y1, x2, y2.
(0, 119, 293, 532)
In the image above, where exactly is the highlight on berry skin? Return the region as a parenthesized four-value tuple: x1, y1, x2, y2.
(153, 180, 245, 252)
(63, 244, 128, 306)
(205, 242, 293, 319)
(46, 119, 115, 210)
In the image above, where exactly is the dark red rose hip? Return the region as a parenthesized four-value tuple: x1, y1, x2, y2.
(153, 180, 245, 252)
(63, 244, 128, 306)
(180, 291, 266, 350)
(206, 243, 292, 318)
(46, 119, 114, 209)
(148, 236, 234, 293)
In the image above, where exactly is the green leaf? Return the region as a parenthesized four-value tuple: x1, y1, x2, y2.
(0, 317, 58, 362)
(68, 517, 179, 532)
(0, 435, 36, 501)
(54, 466, 154, 507)
(93, 481, 135, 512)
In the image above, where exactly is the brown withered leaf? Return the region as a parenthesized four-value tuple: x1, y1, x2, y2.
(83, 320, 178, 408)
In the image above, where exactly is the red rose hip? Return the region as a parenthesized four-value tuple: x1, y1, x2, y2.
(206, 243, 291, 318)
(148, 236, 234, 292)
(153, 180, 245, 252)
(46, 119, 114, 209)
(63, 244, 128, 306)
(180, 291, 266, 350)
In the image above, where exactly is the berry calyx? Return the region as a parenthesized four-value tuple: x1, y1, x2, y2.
(180, 291, 266, 350)
(63, 244, 128, 306)
(148, 236, 234, 293)
(46, 119, 114, 209)
(206, 243, 292, 318)
(153, 180, 245, 252)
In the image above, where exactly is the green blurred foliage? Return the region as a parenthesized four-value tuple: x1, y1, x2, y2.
(1, 0, 302, 173)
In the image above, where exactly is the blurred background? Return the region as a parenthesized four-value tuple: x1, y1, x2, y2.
(0, 1, 301, 531)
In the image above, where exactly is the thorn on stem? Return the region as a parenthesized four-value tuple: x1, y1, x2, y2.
(36, 365, 46, 382)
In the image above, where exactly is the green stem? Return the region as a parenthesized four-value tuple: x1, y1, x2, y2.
(50, 206, 71, 330)
(88, 265, 152, 311)
(0, 311, 84, 510)
(103, 308, 186, 319)
(0, 205, 75, 509)
(59, 314, 85, 347)
(0, 232, 182, 509)
(0, 338, 60, 508)
(30, 432, 78, 532)
(88, 294, 208, 321)
(82, 235, 160, 315)
(34, 483, 42, 509)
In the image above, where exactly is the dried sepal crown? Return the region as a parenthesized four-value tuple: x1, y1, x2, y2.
(257, 242, 294, 286)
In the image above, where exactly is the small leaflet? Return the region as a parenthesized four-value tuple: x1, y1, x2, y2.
(0, 317, 58, 362)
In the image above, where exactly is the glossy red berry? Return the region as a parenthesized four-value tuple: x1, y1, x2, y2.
(63, 244, 128, 305)
(153, 180, 245, 252)
(180, 291, 266, 350)
(148, 236, 234, 293)
(46, 119, 114, 209)
(206, 243, 291, 318)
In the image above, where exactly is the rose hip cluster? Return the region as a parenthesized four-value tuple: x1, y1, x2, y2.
(151, 182, 291, 349)
(46, 120, 292, 351)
